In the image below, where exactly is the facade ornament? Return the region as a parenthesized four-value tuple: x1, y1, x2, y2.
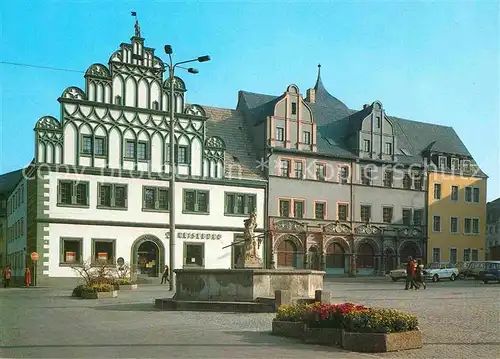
(274, 220, 305, 232)
(134, 20, 141, 37)
(355, 223, 381, 235)
(323, 221, 351, 234)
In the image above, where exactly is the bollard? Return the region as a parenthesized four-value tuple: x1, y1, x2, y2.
(275, 289, 292, 311)
(314, 289, 331, 304)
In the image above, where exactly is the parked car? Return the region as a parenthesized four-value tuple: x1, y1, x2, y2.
(423, 262, 459, 282)
(455, 261, 471, 279)
(477, 261, 500, 284)
(389, 264, 407, 281)
(466, 261, 487, 279)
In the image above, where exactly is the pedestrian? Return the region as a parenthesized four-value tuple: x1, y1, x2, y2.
(404, 256, 417, 290)
(161, 264, 170, 284)
(415, 260, 426, 290)
(3, 265, 12, 288)
(25, 267, 32, 287)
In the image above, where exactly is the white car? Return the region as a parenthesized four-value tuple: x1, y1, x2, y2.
(389, 264, 407, 281)
(423, 263, 459, 282)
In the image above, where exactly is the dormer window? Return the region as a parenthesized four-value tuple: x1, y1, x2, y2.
(438, 156, 447, 169)
(462, 160, 471, 172)
(363, 139, 371, 152)
(152, 101, 159, 110)
(114, 95, 122, 105)
(276, 127, 284, 141)
(450, 158, 460, 171)
(291, 103, 297, 115)
(303, 131, 311, 145)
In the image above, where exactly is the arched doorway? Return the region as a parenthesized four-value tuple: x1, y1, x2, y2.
(326, 242, 347, 275)
(277, 238, 298, 268)
(308, 246, 320, 270)
(131, 235, 165, 278)
(399, 241, 421, 264)
(357, 242, 375, 275)
(384, 247, 397, 273)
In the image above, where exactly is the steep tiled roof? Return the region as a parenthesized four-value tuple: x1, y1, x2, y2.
(202, 105, 264, 181)
(0, 169, 24, 196)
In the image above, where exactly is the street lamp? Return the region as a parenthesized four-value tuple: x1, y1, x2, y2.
(164, 45, 210, 292)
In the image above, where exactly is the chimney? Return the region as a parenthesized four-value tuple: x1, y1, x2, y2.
(306, 88, 316, 103)
(363, 104, 370, 109)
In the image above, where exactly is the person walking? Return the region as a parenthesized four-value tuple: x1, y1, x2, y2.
(161, 264, 170, 284)
(415, 260, 427, 289)
(3, 265, 12, 288)
(404, 256, 417, 290)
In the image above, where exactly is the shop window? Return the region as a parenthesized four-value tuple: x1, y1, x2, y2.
(92, 239, 116, 265)
(60, 238, 83, 264)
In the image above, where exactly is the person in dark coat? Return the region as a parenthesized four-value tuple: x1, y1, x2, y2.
(404, 256, 417, 290)
(161, 265, 170, 284)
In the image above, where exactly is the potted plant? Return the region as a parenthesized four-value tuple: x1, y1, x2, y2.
(116, 264, 137, 290)
(271, 303, 308, 338)
(81, 283, 118, 299)
(118, 278, 137, 290)
(70, 260, 119, 298)
(341, 308, 422, 352)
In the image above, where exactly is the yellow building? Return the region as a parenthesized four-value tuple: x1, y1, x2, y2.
(427, 157, 487, 264)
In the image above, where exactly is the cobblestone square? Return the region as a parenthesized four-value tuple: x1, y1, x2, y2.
(1, 279, 499, 358)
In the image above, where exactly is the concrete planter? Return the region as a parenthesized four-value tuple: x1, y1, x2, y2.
(342, 329, 423, 352)
(119, 284, 137, 290)
(302, 327, 343, 346)
(271, 320, 306, 338)
(82, 290, 118, 299)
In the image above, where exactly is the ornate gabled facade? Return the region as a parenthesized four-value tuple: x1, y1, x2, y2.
(24, 24, 267, 286)
(237, 64, 487, 276)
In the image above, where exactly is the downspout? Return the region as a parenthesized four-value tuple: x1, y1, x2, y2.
(350, 159, 355, 276)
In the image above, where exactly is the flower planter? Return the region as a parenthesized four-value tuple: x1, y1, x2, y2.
(82, 290, 118, 299)
(342, 329, 423, 353)
(271, 320, 307, 338)
(119, 284, 137, 290)
(302, 327, 342, 346)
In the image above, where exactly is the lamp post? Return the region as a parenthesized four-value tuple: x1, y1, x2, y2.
(164, 45, 210, 292)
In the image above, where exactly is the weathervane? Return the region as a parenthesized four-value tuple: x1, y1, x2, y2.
(131, 11, 141, 37)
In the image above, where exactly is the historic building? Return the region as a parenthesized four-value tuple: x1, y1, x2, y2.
(238, 66, 428, 275)
(486, 198, 500, 260)
(12, 23, 267, 285)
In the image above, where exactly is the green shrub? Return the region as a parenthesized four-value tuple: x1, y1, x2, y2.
(118, 279, 136, 285)
(84, 283, 114, 293)
(342, 308, 419, 333)
(72, 285, 85, 297)
(275, 303, 310, 322)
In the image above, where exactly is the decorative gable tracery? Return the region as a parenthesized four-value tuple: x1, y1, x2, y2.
(203, 136, 226, 179)
(34, 116, 63, 164)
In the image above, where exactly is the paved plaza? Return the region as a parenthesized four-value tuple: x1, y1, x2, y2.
(1, 279, 499, 358)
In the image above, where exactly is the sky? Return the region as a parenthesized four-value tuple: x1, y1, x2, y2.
(0, 1, 499, 200)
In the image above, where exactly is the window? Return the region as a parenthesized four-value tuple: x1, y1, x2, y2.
(94, 137, 105, 156)
(471, 249, 478, 261)
(413, 210, 423, 226)
(402, 209, 412, 226)
(363, 139, 371, 152)
(279, 199, 290, 217)
(125, 140, 136, 159)
(137, 142, 148, 160)
(98, 183, 127, 209)
(376, 116, 381, 128)
(183, 190, 209, 213)
(92, 239, 116, 265)
(339, 166, 349, 184)
(432, 248, 441, 263)
(464, 218, 472, 234)
(294, 161, 304, 178)
(280, 160, 290, 177)
(276, 127, 284, 141)
(433, 215, 441, 232)
(184, 242, 204, 267)
(450, 217, 458, 233)
(315, 202, 326, 220)
(472, 218, 479, 234)
(462, 160, 471, 172)
(114, 95, 122, 105)
(450, 248, 457, 264)
(60, 238, 82, 264)
(438, 156, 447, 169)
(303, 131, 311, 144)
(143, 186, 169, 211)
(385, 142, 392, 155)
(291, 102, 297, 115)
(465, 187, 472, 202)
(82, 135, 92, 155)
(451, 185, 458, 201)
(176, 145, 189, 164)
(338, 203, 348, 221)
(383, 207, 393, 223)
(383, 171, 393, 187)
(434, 183, 441, 199)
(413, 174, 422, 190)
(316, 163, 326, 181)
(293, 200, 304, 219)
(451, 158, 460, 171)
(57, 180, 89, 207)
(473, 188, 480, 203)
(225, 193, 256, 215)
(361, 167, 371, 185)
(463, 248, 471, 262)
(403, 174, 412, 189)
(361, 205, 371, 222)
